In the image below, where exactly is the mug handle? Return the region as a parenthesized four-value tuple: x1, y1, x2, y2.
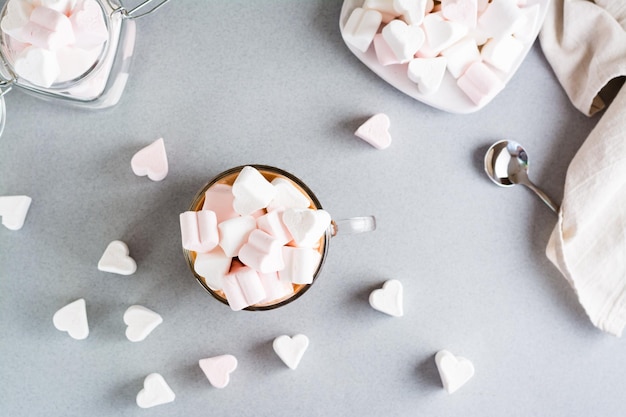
(330, 216, 376, 237)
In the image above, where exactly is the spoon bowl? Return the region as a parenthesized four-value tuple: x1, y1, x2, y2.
(484, 140, 559, 213)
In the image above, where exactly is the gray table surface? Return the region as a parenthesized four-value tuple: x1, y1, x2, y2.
(1, 1, 620, 416)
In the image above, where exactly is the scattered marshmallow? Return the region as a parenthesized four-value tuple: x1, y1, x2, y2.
(123, 305, 163, 342)
(282, 208, 331, 248)
(369, 279, 404, 317)
(52, 298, 89, 340)
(381, 19, 425, 63)
(131, 138, 169, 182)
(97, 240, 137, 275)
(273, 334, 309, 370)
(232, 166, 277, 216)
(136, 373, 175, 409)
(481, 35, 524, 73)
(199, 355, 238, 389)
(342, 7, 383, 53)
(180, 210, 219, 253)
(280, 246, 322, 285)
(456, 61, 505, 106)
(407, 57, 447, 95)
(267, 178, 310, 212)
(354, 113, 392, 149)
(238, 229, 285, 273)
(435, 350, 475, 393)
(193, 247, 232, 290)
(218, 215, 256, 257)
(0, 195, 32, 230)
(202, 183, 239, 223)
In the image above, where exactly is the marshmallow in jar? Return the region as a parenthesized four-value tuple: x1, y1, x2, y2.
(0, 0, 168, 119)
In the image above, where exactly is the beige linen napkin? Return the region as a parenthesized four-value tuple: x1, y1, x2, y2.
(541, 1, 626, 335)
(539, 1, 626, 116)
(545, 86, 626, 336)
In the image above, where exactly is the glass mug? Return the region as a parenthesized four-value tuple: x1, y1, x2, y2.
(183, 165, 376, 311)
(0, 0, 169, 136)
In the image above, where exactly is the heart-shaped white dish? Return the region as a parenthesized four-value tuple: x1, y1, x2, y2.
(339, 0, 549, 113)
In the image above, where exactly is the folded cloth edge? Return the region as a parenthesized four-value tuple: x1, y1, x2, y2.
(546, 85, 626, 337)
(539, 0, 626, 116)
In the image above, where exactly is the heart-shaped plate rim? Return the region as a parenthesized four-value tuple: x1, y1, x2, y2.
(339, 0, 549, 114)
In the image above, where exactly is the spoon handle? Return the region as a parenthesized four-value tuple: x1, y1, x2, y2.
(524, 181, 559, 213)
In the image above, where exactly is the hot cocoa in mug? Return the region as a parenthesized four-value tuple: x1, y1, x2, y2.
(182, 165, 375, 311)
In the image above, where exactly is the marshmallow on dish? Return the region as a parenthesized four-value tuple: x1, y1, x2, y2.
(342, 7, 383, 52)
(282, 208, 331, 248)
(477, 0, 522, 39)
(456, 61, 504, 106)
(381, 19, 425, 63)
(439, 36, 480, 78)
(194, 247, 232, 290)
(407, 56, 447, 95)
(440, 0, 478, 29)
(481, 35, 524, 73)
(374, 33, 402, 66)
(231, 166, 277, 216)
(393, 0, 428, 25)
(422, 13, 467, 55)
(180, 210, 219, 253)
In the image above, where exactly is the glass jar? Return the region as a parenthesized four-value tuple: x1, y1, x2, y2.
(0, 0, 170, 135)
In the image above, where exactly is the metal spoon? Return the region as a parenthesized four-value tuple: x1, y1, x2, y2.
(484, 140, 559, 213)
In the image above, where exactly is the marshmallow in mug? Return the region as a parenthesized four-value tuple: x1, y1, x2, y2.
(343, 0, 540, 105)
(180, 166, 331, 311)
(1, 0, 108, 88)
